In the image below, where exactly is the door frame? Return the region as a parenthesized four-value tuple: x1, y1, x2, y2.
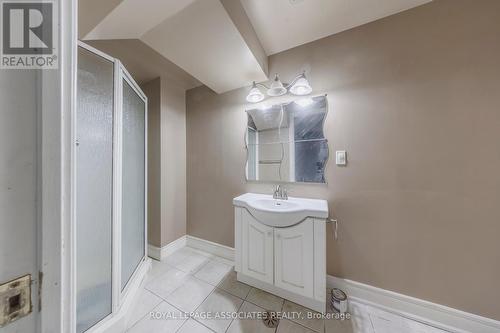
(38, 0, 77, 332)
(115, 61, 149, 305)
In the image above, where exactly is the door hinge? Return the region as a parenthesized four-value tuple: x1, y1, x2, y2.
(38, 271, 43, 312)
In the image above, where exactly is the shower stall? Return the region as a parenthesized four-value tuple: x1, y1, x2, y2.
(75, 42, 148, 333)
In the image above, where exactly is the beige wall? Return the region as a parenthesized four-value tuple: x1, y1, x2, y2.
(160, 77, 187, 245)
(85, 39, 200, 88)
(142, 78, 162, 247)
(143, 77, 187, 248)
(186, 0, 500, 320)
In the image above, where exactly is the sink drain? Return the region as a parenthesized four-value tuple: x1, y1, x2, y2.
(262, 311, 279, 328)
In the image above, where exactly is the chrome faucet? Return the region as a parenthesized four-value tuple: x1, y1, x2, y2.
(273, 184, 288, 200)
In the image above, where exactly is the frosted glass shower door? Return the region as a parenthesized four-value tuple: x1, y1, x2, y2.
(76, 47, 114, 332)
(120, 74, 146, 291)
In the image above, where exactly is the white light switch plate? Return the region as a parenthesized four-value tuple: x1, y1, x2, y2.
(336, 151, 347, 166)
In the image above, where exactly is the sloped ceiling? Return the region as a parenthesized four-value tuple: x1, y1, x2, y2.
(78, 0, 123, 39)
(84, 39, 201, 88)
(80, 0, 432, 92)
(82, 0, 268, 93)
(241, 0, 432, 55)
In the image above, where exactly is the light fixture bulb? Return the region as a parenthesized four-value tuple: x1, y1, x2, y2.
(267, 74, 287, 97)
(289, 73, 312, 95)
(246, 82, 265, 103)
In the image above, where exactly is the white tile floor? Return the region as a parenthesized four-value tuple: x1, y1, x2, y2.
(124, 247, 444, 333)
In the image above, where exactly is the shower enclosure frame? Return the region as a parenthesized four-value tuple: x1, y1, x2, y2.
(72, 41, 149, 333)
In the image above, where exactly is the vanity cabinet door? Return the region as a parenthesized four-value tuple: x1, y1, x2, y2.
(241, 210, 274, 284)
(274, 219, 314, 297)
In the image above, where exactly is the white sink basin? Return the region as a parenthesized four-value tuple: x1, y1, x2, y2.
(251, 199, 300, 211)
(233, 193, 328, 227)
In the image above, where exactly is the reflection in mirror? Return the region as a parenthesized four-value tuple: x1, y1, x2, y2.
(245, 95, 328, 183)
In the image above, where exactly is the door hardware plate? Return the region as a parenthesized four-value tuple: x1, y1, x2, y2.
(0, 274, 32, 327)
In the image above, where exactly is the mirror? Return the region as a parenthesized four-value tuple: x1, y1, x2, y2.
(245, 95, 329, 183)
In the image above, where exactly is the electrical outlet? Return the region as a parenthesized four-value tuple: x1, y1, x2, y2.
(0, 275, 31, 327)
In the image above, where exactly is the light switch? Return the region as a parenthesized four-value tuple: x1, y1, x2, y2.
(336, 151, 347, 166)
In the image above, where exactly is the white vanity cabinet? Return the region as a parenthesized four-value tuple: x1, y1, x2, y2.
(234, 193, 328, 313)
(274, 218, 314, 297)
(240, 209, 274, 284)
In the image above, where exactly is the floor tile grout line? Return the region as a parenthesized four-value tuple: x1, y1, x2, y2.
(151, 255, 323, 330)
(275, 297, 284, 332)
(144, 264, 189, 287)
(147, 259, 230, 311)
(214, 284, 249, 301)
(125, 296, 163, 330)
(192, 285, 239, 333)
(126, 299, 177, 332)
(168, 259, 213, 275)
(215, 271, 252, 300)
(146, 280, 323, 333)
(193, 283, 217, 313)
(178, 316, 217, 333)
(163, 247, 214, 274)
(223, 295, 246, 333)
(194, 264, 234, 287)
(239, 296, 283, 316)
(157, 270, 213, 303)
(165, 278, 215, 314)
(286, 318, 323, 333)
(190, 318, 217, 333)
(149, 252, 327, 333)
(190, 256, 214, 275)
(281, 300, 325, 333)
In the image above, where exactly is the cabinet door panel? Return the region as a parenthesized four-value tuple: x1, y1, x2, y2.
(241, 210, 274, 284)
(275, 219, 314, 297)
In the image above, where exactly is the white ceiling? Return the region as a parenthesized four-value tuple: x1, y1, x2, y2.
(85, 0, 197, 40)
(84, 0, 268, 93)
(141, 0, 268, 93)
(241, 0, 432, 55)
(81, 0, 432, 92)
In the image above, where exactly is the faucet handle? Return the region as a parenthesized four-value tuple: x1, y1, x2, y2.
(273, 184, 280, 199)
(282, 188, 288, 200)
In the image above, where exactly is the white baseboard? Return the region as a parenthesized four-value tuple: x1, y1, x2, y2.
(327, 276, 500, 333)
(185, 235, 234, 261)
(148, 235, 187, 261)
(147, 235, 500, 333)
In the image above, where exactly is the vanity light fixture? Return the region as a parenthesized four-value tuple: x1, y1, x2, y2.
(289, 73, 312, 95)
(246, 71, 313, 103)
(246, 82, 265, 103)
(267, 74, 287, 96)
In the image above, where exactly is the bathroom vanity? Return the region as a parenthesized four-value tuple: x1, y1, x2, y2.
(233, 193, 328, 313)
